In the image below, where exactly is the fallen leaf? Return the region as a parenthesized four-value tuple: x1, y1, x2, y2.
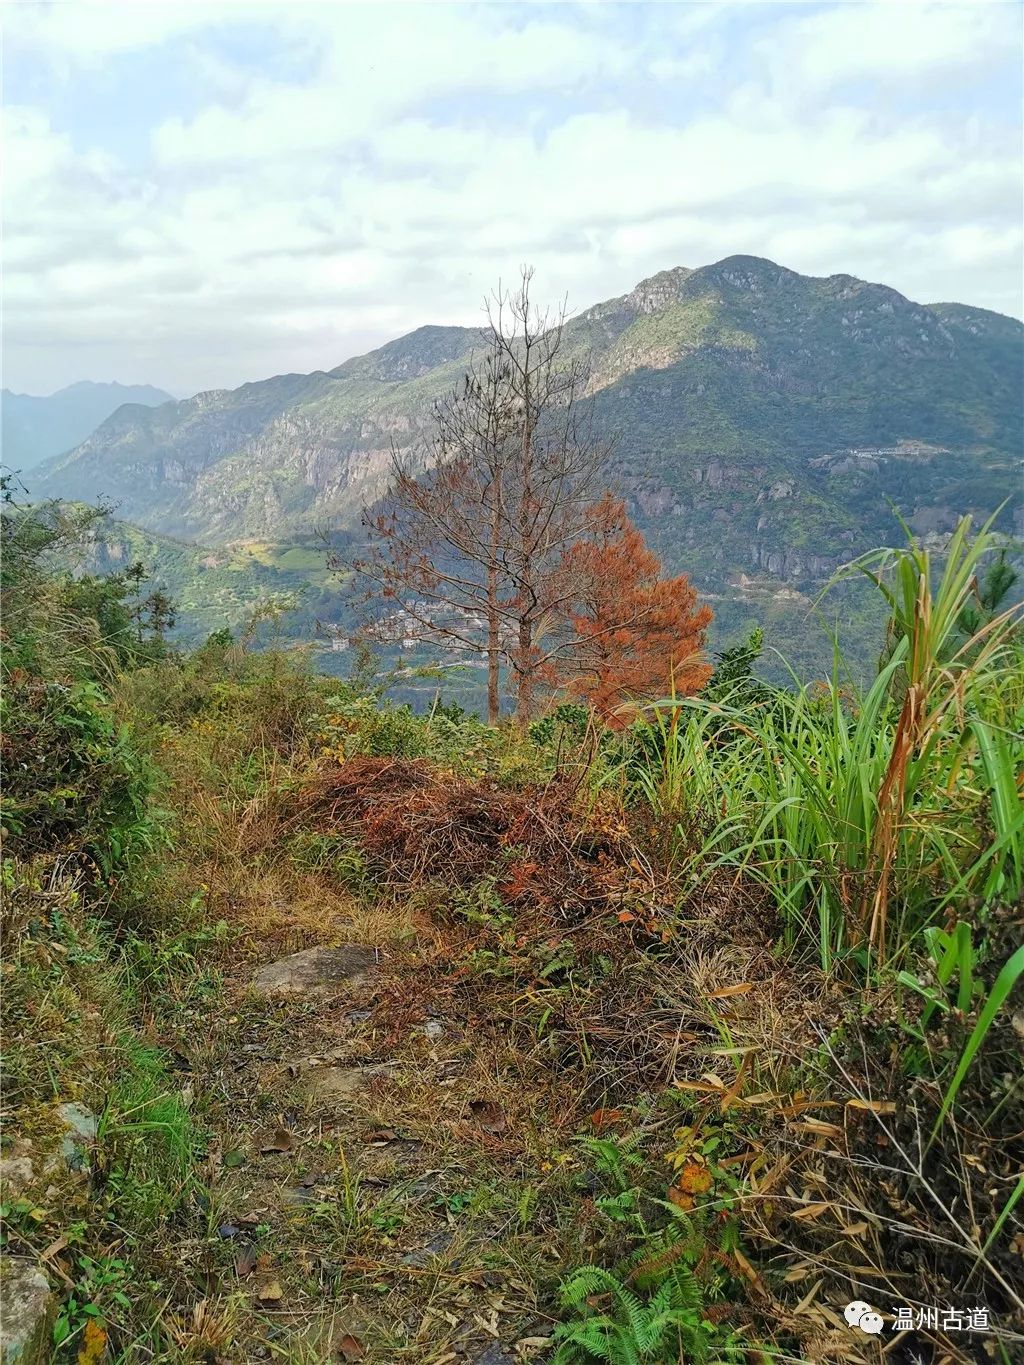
(788, 1120, 845, 1139)
(260, 1128, 295, 1154)
(793, 1279, 823, 1315)
(468, 1099, 506, 1134)
(515, 1338, 553, 1358)
(791, 1201, 832, 1221)
(732, 1247, 761, 1286)
(257, 1279, 284, 1303)
(235, 1247, 257, 1278)
(589, 1108, 625, 1130)
(845, 1098, 896, 1116)
(783, 1263, 815, 1283)
(718, 1150, 761, 1168)
(40, 1234, 70, 1261)
(337, 1334, 365, 1360)
(366, 1129, 399, 1145)
(707, 982, 753, 999)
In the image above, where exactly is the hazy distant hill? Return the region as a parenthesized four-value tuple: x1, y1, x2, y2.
(2, 380, 174, 470)
(32, 255, 1022, 671)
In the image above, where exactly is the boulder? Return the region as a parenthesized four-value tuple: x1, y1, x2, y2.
(0, 1159, 35, 1199)
(0, 1258, 54, 1365)
(252, 945, 377, 999)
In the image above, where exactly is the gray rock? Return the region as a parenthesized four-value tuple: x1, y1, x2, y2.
(0, 1257, 54, 1365)
(400, 1229, 453, 1267)
(298, 1062, 395, 1106)
(55, 1102, 98, 1171)
(0, 1159, 35, 1198)
(471, 1344, 518, 1365)
(280, 1185, 318, 1208)
(56, 1101, 97, 1141)
(252, 945, 377, 998)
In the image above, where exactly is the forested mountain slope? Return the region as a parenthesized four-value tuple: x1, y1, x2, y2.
(33, 255, 1022, 664)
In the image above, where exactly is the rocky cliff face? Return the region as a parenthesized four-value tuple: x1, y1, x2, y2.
(33, 255, 1022, 623)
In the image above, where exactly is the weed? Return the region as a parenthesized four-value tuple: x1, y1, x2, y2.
(99, 1040, 197, 1232)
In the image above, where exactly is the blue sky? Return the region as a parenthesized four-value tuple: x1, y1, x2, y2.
(4, 0, 1022, 396)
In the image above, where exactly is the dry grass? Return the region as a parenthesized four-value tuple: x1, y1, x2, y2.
(30, 668, 1012, 1364)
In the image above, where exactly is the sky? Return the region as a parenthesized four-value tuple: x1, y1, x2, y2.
(3, 0, 1022, 398)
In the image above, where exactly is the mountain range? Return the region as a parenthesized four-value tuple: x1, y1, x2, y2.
(2, 381, 174, 471)
(28, 255, 1024, 673)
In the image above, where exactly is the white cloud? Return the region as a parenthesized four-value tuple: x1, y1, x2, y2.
(5, 1, 246, 62)
(766, 0, 1017, 91)
(2, 0, 1021, 394)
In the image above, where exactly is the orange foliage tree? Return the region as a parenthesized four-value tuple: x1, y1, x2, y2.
(560, 494, 712, 724)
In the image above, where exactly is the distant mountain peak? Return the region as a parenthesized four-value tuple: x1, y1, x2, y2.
(330, 323, 480, 383)
(28, 254, 1020, 614)
(2, 380, 174, 471)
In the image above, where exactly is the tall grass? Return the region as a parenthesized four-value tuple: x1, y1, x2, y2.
(620, 518, 1023, 970)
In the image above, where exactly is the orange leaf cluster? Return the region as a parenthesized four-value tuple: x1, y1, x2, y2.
(561, 494, 712, 726)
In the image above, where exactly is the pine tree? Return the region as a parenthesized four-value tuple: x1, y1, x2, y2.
(561, 494, 712, 725)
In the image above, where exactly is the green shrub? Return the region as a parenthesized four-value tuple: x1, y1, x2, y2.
(0, 677, 160, 877)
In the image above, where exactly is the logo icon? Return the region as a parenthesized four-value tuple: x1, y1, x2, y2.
(845, 1301, 884, 1335)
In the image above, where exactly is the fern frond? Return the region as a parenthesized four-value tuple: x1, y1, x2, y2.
(552, 1317, 639, 1364)
(614, 1285, 650, 1347)
(624, 1229, 691, 1288)
(665, 1262, 702, 1311)
(559, 1264, 622, 1309)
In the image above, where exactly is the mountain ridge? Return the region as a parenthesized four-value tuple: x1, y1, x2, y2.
(30, 254, 1023, 666)
(2, 380, 174, 471)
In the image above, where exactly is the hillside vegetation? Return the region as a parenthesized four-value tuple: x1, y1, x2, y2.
(28, 257, 1023, 679)
(2, 482, 1022, 1363)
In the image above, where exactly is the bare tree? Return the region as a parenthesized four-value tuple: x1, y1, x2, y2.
(356, 268, 610, 722)
(486, 270, 610, 718)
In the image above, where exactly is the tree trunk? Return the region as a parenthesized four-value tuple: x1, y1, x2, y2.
(486, 576, 501, 725)
(515, 616, 534, 721)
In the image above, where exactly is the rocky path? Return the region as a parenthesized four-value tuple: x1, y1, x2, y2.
(195, 925, 562, 1365)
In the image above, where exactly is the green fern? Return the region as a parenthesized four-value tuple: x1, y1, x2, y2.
(551, 1262, 708, 1365)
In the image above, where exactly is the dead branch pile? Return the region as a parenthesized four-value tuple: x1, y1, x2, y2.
(298, 755, 638, 923)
